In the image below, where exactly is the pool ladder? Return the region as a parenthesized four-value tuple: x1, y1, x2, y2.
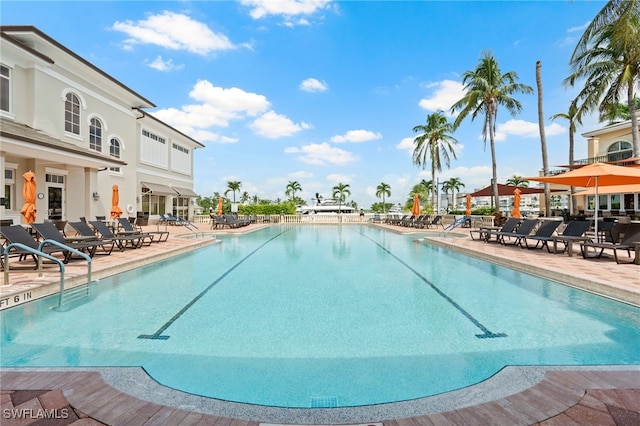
(3, 240, 93, 309)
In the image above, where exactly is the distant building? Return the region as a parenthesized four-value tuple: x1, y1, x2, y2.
(0, 26, 204, 224)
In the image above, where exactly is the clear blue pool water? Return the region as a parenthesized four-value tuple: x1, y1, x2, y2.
(1, 225, 639, 408)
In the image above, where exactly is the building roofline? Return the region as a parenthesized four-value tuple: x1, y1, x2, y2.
(134, 108, 205, 149)
(0, 25, 156, 108)
(581, 112, 640, 138)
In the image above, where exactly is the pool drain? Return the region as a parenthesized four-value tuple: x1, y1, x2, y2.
(310, 396, 338, 408)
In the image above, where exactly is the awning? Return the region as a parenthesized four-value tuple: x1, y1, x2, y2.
(575, 184, 640, 196)
(468, 183, 564, 197)
(173, 186, 198, 197)
(141, 182, 177, 195)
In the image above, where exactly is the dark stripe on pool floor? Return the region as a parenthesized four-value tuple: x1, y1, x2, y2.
(357, 229, 507, 339)
(138, 229, 287, 340)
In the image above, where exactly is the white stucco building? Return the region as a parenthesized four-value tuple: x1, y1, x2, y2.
(0, 26, 204, 225)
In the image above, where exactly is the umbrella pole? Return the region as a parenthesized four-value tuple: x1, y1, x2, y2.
(594, 176, 599, 242)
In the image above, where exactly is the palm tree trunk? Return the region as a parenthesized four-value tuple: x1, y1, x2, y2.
(569, 129, 576, 214)
(536, 61, 551, 217)
(488, 109, 500, 213)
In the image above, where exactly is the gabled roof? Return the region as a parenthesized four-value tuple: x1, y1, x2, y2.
(0, 25, 155, 109)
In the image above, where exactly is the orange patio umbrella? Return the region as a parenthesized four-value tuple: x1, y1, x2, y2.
(110, 184, 123, 219)
(411, 194, 421, 217)
(510, 188, 522, 218)
(20, 171, 37, 224)
(465, 194, 472, 217)
(526, 162, 640, 238)
(217, 197, 224, 216)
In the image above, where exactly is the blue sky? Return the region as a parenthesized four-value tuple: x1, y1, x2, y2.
(2, 1, 606, 208)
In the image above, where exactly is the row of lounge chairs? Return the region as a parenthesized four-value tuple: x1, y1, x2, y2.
(470, 217, 640, 264)
(210, 214, 252, 229)
(1, 218, 169, 268)
(384, 214, 444, 229)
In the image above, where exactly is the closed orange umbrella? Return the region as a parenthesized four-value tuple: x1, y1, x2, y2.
(411, 194, 420, 217)
(510, 188, 521, 218)
(20, 171, 37, 224)
(110, 184, 123, 219)
(217, 197, 223, 216)
(465, 194, 472, 217)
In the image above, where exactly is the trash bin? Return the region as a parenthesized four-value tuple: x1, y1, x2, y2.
(136, 211, 149, 226)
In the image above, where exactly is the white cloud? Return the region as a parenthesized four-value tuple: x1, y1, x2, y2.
(300, 78, 328, 92)
(241, 0, 334, 20)
(112, 11, 237, 55)
(190, 80, 270, 116)
(249, 111, 312, 138)
(284, 142, 358, 165)
(331, 129, 382, 143)
(147, 55, 184, 71)
(190, 129, 238, 144)
(326, 173, 353, 183)
(568, 21, 590, 33)
(418, 80, 465, 113)
(494, 119, 566, 141)
(396, 136, 415, 154)
(289, 171, 314, 179)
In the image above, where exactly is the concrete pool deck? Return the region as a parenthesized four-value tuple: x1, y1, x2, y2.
(1, 221, 639, 424)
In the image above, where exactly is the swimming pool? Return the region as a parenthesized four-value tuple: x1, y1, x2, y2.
(1, 225, 639, 408)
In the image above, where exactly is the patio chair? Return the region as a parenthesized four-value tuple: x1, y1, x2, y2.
(1, 224, 71, 265)
(89, 220, 144, 250)
(116, 218, 159, 244)
(542, 220, 592, 254)
(425, 215, 444, 229)
(494, 219, 539, 246)
(580, 222, 640, 264)
(31, 222, 114, 258)
(470, 217, 520, 241)
(521, 220, 564, 251)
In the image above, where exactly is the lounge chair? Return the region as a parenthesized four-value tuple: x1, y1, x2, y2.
(89, 220, 144, 250)
(116, 218, 160, 244)
(580, 222, 640, 264)
(494, 219, 539, 246)
(31, 222, 114, 258)
(1, 224, 71, 265)
(166, 214, 198, 231)
(544, 220, 593, 255)
(425, 215, 444, 229)
(521, 220, 564, 251)
(470, 217, 520, 241)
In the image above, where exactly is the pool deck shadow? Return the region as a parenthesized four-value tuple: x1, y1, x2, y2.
(1, 221, 639, 424)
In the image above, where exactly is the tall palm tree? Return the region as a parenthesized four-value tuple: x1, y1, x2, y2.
(550, 100, 582, 214)
(536, 60, 551, 217)
(224, 181, 242, 204)
(240, 191, 250, 204)
(332, 183, 351, 213)
(285, 181, 302, 201)
(375, 182, 391, 213)
(566, 0, 640, 157)
(412, 110, 459, 207)
(441, 177, 465, 212)
(451, 51, 534, 213)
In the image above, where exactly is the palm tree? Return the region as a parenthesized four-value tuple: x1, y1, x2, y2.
(240, 191, 250, 204)
(224, 181, 242, 204)
(412, 110, 459, 207)
(451, 51, 534, 213)
(375, 182, 391, 213)
(441, 177, 465, 212)
(285, 181, 302, 201)
(332, 183, 351, 213)
(419, 179, 436, 208)
(551, 100, 582, 214)
(566, 0, 640, 157)
(536, 60, 551, 217)
(505, 175, 529, 187)
(600, 96, 640, 124)
(405, 183, 430, 212)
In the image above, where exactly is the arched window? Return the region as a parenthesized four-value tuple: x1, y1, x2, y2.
(109, 137, 121, 173)
(64, 93, 80, 134)
(607, 141, 632, 162)
(89, 118, 102, 151)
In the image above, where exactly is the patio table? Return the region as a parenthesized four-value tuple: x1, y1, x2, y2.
(552, 235, 592, 257)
